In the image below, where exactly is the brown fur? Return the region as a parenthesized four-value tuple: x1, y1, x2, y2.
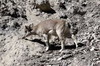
(22, 19, 78, 52)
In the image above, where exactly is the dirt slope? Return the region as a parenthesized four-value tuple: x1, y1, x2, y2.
(0, 0, 100, 66)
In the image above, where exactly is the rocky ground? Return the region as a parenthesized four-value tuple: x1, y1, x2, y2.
(0, 0, 100, 66)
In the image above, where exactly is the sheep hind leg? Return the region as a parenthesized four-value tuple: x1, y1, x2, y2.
(56, 30, 65, 52)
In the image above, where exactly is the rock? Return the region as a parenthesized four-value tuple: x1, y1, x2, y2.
(0, 0, 100, 66)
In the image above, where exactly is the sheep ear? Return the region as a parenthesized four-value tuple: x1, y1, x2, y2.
(29, 23, 34, 28)
(25, 25, 29, 33)
(67, 23, 71, 28)
(25, 26, 28, 29)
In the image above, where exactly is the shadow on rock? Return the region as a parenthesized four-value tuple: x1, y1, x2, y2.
(49, 42, 85, 50)
(25, 38, 46, 46)
(24, 38, 85, 51)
